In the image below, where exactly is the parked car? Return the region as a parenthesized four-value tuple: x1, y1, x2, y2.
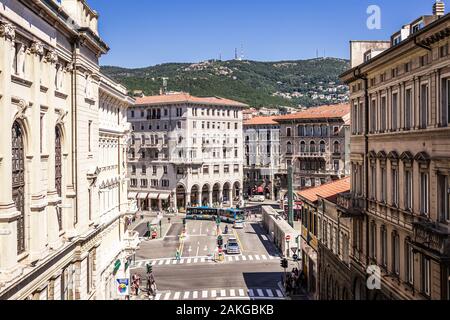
(225, 238, 241, 254)
(250, 195, 265, 202)
(234, 220, 245, 229)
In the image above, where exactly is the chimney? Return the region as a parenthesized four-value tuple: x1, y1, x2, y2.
(433, 1, 445, 17)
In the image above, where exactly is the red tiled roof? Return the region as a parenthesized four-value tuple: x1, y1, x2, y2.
(244, 116, 279, 126)
(297, 177, 350, 203)
(274, 104, 350, 122)
(135, 93, 248, 108)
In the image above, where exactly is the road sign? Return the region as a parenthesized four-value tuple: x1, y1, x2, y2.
(293, 254, 299, 261)
(116, 278, 129, 296)
(286, 235, 291, 241)
(291, 247, 298, 254)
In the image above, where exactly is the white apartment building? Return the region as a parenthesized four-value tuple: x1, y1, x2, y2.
(244, 116, 283, 200)
(0, 0, 137, 300)
(128, 93, 247, 212)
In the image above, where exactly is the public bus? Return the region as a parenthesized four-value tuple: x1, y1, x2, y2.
(186, 207, 245, 223)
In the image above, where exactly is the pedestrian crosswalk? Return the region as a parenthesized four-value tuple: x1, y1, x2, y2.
(132, 253, 280, 268)
(151, 287, 285, 300)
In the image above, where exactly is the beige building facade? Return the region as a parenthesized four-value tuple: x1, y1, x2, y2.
(0, 0, 137, 300)
(340, 2, 450, 300)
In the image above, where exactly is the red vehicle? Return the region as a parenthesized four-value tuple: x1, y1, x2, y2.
(151, 231, 158, 239)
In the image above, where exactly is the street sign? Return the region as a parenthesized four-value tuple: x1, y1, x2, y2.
(116, 278, 129, 296)
(285, 235, 291, 241)
(293, 254, 299, 261)
(291, 247, 298, 254)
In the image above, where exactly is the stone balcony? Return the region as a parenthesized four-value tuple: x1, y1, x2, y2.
(412, 219, 450, 257)
(336, 192, 365, 217)
(297, 151, 327, 158)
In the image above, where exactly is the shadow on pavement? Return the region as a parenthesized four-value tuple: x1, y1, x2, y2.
(242, 272, 284, 290)
(249, 223, 280, 257)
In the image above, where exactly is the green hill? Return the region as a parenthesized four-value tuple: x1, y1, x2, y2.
(101, 58, 350, 108)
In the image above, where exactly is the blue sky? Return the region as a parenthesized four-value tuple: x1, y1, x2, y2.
(87, 0, 441, 68)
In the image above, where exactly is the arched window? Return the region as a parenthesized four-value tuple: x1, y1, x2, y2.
(333, 141, 340, 153)
(320, 141, 326, 153)
(287, 142, 293, 154)
(310, 141, 316, 153)
(12, 121, 26, 254)
(55, 126, 63, 231)
(300, 141, 306, 153)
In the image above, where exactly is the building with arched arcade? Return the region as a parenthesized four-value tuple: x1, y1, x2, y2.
(127, 93, 246, 212)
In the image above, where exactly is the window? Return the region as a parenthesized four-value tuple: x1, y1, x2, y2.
(405, 170, 413, 211)
(177, 122, 182, 129)
(87, 251, 94, 294)
(224, 165, 229, 174)
(163, 166, 168, 174)
(422, 256, 431, 296)
(442, 78, 450, 126)
(151, 180, 158, 187)
(130, 179, 137, 187)
(161, 180, 170, 187)
(392, 93, 398, 131)
(234, 123, 238, 130)
(333, 160, 340, 172)
(88, 120, 92, 152)
(393, 35, 401, 46)
(392, 232, 400, 276)
(406, 242, 414, 285)
(405, 89, 412, 130)
(381, 227, 387, 268)
(438, 174, 449, 222)
(420, 84, 428, 129)
(131, 110, 135, 118)
(234, 148, 238, 158)
(142, 165, 147, 175)
(333, 141, 340, 154)
(420, 54, 428, 67)
(40, 113, 45, 153)
(193, 121, 197, 129)
(440, 44, 448, 58)
(287, 142, 292, 154)
(227, 123, 230, 130)
(412, 21, 424, 34)
(310, 141, 316, 153)
(234, 164, 239, 173)
(381, 167, 387, 203)
(392, 168, 399, 206)
(141, 179, 148, 187)
(214, 165, 219, 174)
(370, 222, 377, 260)
(370, 99, 376, 133)
(420, 172, 429, 216)
(203, 166, 209, 175)
(380, 97, 387, 132)
(287, 127, 292, 137)
(131, 165, 136, 175)
(404, 61, 411, 73)
(371, 165, 377, 200)
(298, 126, 305, 136)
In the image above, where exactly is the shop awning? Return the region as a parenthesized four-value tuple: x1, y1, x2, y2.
(159, 193, 170, 200)
(128, 192, 138, 199)
(148, 193, 159, 200)
(137, 192, 149, 199)
(257, 186, 264, 193)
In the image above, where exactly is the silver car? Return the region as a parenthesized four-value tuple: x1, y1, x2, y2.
(225, 238, 241, 254)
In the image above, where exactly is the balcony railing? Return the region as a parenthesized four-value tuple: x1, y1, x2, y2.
(337, 192, 365, 216)
(297, 151, 327, 158)
(412, 219, 450, 256)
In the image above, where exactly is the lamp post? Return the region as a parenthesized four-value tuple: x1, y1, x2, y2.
(288, 165, 294, 228)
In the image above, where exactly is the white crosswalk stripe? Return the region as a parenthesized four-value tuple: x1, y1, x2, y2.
(172, 260, 178, 265)
(183, 292, 190, 299)
(211, 290, 217, 298)
(255, 255, 261, 260)
(239, 289, 245, 297)
(276, 289, 283, 297)
(153, 288, 284, 300)
(266, 289, 274, 297)
(173, 292, 181, 300)
(154, 293, 162, 300)
(234, 256, 240, 261)
(192, 291, 198, 299)
(187, 258, 192, 264)
(163, 292, 171, 300)
(241, 256, 247, 261)
(248, 255, 254, 261)
(202, 291, 208, 298)
(230, 289, 236, 297)
(262, 255, 268, 260)
(165, 260, 171, 265)
(194, 258, 198, 263)
(179, 259, 184, 264)
(248, 289, 255, 297)
(227, 256, 233, 262)
(269, 255, 277, 260)
(220, 290, 226, 297)
(158, 260, 164, 265)
(257, 289, 264, 296)
(201, 258, 205, 263)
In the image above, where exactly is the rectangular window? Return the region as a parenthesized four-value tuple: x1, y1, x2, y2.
(381, 227, 387, 268)
(442, 78, 450, 126)
(370, 223, 377, 260)
(193, 121, 197, 129)
(392, 168, 399, 206)
(163, 166, 168, 174)
(161, 180, 170, 187)
(438, 174, 449, 222)
(88, 120, 92, 152)
(370, 99, 376, 133)
(371, 165, 377, 200)
(420, 172, 429, 216)
(406, 243, 414, 285)
(392, 93, 398, 131)
(420, 84, 428, 129)
(130, 179, 137, 187)
(422, 256, 431, 296)
(234, 164, 239, 173)
(381, 97, 387, 132)
(405, 170, 413, 211)
(203, 166, 209, 175)
(224, 165, 229, 174)
(393, 233, 400, 276)
(141, 179, 148, 188)
(151, 180, 158, 187)
(381, 167, 387, 203)
(405, 89, 412, 130)
(214, 165, 219, 174)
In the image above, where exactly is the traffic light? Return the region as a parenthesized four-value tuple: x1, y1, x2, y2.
(217, 235, 223, 247)
(182, 218, 186, 226)
(146, 263, 153, 274)
(280, 258, 288, 269)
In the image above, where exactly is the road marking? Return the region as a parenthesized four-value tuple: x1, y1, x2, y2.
(241, 256, 247, 261)
(183, 292, 190, 299)
(269, 255, 277, 260)
(232, 228, 245, 252)
(230, 289, 236, 297)
(179, 259, 184, 264)
(154, 293, 162, 300)
(163, 292, 171, 300)
(262, 255, 268, 260)
(187, 258, 192, 264)
(192, 291, 198, 299)
(239, 289, 245, 297)
(196, 246, 200, 257)
(188, 246, 192, 253)
(234, 256, 240, 261)
(220, 290, 226, 297)
(276, 290, 283, 297)
(227, 257, 233, 262)
(248, 289, 254, 297)
(165, 260, 171, 265)
(211, 290, 217, 298)
(200, 258, 205, 263)
(255, 255, 261, 260)
(248, 255, 254, 261)
(194, 258, 198, 263)
(151, 261, 157, 265)
(261, 235, 268, 241)
(202, 291, 208, 298)
(158, 260, 164, 265)
(204, 245, 208, 251)
(173, 292, 181, 300)
(257, 289, 264, 297)
(266, 289, 274, 297)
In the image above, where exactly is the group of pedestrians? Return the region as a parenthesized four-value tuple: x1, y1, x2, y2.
(131, 274, 141, 296)
(285, 268, 306, 296)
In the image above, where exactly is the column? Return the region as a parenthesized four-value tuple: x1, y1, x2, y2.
(218, 186, 223, 207)
(197, 191, 201, 207)
(186, 192, 191, 209)
(0, 23, 21, 277)
(208, 190, 213, 207)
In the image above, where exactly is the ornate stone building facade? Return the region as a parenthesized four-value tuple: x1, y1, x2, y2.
(0, 0, 137, 300)
(340, 2, 450, 300)
(127, 93, 246, 212)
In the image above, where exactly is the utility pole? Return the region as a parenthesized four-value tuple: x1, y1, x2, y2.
(288, 165, 294, 228)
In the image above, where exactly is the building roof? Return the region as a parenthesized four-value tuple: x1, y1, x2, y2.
(297, 177, 351, 204)
(274, 104, 350, 122)
(244, 116, 279, 126)
(135, 93, 248, 108)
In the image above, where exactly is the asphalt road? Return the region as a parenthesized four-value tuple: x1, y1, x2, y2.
(131, 215, 286, 300)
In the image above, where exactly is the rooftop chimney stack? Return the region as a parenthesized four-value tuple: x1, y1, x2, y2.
(433, 1, 445, 17)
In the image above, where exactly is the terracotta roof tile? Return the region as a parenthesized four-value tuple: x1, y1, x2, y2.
(297, 177, 350, 203)
(274, 104, 350, 122)
(135, 93, 248, 108)
(244, 116, 279, 126)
